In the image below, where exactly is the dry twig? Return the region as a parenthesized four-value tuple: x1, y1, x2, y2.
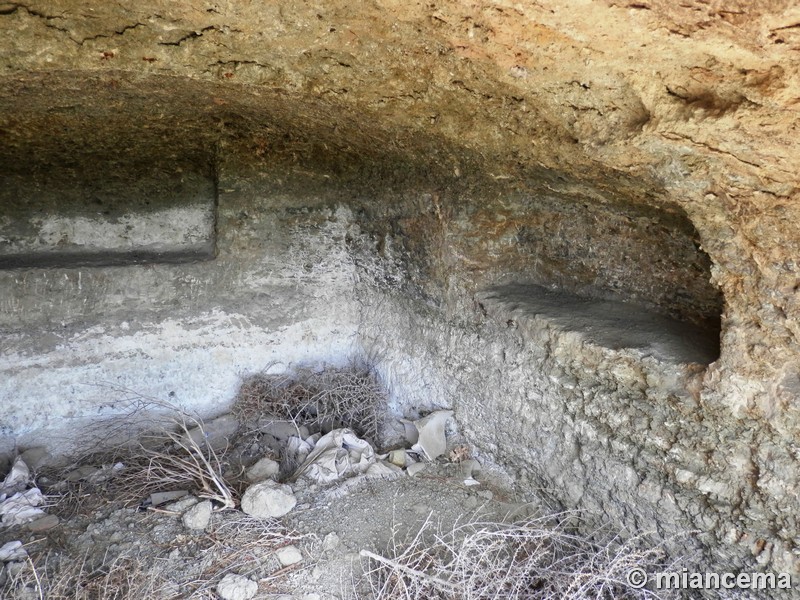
(234, 365, 387, 440)
(360, 512, 683, 600)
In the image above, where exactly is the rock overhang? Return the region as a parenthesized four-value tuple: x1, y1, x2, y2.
(0, 0, 798, 579)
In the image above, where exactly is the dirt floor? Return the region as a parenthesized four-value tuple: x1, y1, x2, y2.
(0, 431, 534, 598)
(0, 368, 683, 599)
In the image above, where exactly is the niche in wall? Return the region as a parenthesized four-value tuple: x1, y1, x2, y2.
(438, 187, 723, 364)
(0, 162, 217, 269)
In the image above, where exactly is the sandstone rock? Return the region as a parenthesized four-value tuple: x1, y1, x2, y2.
(216, 573, 257, 600)
(245, 457, 280, 482)
(181, 500, 212, 531)
(241, 480, 296, 519)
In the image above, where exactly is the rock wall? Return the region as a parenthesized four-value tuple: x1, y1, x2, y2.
(1, 0, 799, 579)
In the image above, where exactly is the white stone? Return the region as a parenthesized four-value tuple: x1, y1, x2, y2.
(275, 544, 303, 566)
(241, 480, 296, 518)
(181, 499, 212, 531)
(322, 532, 340, 552)
(246, 457, 280, 482)
(216, 573, 258, 600)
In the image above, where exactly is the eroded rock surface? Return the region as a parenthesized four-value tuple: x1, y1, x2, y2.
(1, 0, 798, 578)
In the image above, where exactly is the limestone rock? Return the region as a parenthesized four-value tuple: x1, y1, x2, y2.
(245, 457, 280, 483)
(1, 0, 799, 580)
(216, 573, 257, 600)
(322, 532, 340, 553)
(241, 480, 296, 519)
(181, 500, 212, 531)
(164, 495, 198, 513)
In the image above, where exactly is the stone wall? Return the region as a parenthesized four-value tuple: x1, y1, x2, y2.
(1, 0, 798, 579)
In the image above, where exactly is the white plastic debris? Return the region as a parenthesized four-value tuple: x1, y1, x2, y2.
(285, 435, 314, 472)
(0, 457, 49, 527)
(411, 410, 453, 461)
(291, 429, 377, 484)
(0, 457, 31, 497)
(0, 487, 46, 526)
(0, 540, 27, 562)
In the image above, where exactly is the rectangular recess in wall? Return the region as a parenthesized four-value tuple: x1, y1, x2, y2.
(0, 169, 217, 269)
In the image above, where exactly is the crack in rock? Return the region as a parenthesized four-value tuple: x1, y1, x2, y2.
(78, 22, 145, 44)
(159, 25, 218, 47)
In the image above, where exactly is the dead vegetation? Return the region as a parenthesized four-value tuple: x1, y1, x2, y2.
(3, 512, 305, 599)
(2, 407, 295, 598)
(233, 365, 387, 442)
(360, 513, 679, 600)
(6, 550, 167, 600)
(41, 411, 237, 519)
(132, 418, 237, 510)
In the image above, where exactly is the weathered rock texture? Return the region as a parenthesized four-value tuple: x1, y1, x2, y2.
(1, 0, 798, 580)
